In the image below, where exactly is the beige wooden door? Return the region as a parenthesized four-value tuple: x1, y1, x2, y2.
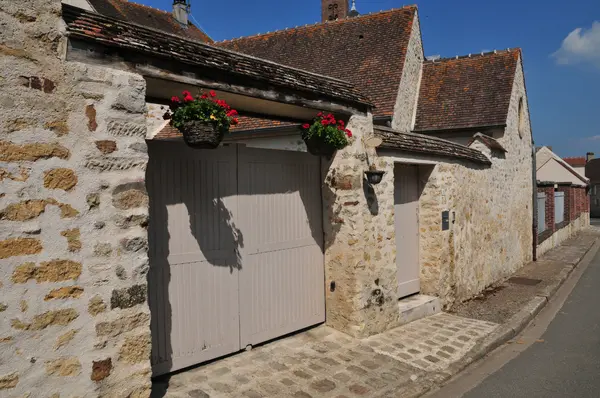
(148, 143, 324, 376)
(147, 142, 241, 376)
(238, 147, 325, 347)
(394, 164, 420, 298)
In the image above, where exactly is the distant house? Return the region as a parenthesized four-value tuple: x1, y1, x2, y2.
(585, 157, 600, 217)
(536, 147, 590, 256)
(563, 153, 594, 176)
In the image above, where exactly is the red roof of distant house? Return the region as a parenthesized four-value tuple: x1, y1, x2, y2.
(87, 0, 213, 43)
(563, 157, 586, 167)
(415, 49, 521, 132)
(216, 6, 417, 118)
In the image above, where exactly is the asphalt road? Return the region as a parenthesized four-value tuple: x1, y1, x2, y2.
(461, 245, 600, 398)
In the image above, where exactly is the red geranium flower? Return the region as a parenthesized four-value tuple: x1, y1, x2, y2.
(317, 112, 324, 117)
(345, 129, 352, 138)
(210, 90, 217, 97)
(183, 94, 194, 102)
(171, 96, 180, 103)
(302, 123, 310, 129)
(337, 120, 345, 127)
(321, 119, 329, 126)
(232, 118, 239, 125)
(182, 91, 191, 97)
(226, 109, 238, 117)
(201, 94, 208, 99)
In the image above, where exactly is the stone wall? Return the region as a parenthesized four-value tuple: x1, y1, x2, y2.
(391, 10, 423, 132)
(0, 1, 151, 396)
(418, 57, 534, 307)
(322, 113, 401, 338)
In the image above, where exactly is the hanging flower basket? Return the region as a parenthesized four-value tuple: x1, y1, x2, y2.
(166, 90, 239, 149)
(301, 112, 352, 157)
(180, 121, 224, 149)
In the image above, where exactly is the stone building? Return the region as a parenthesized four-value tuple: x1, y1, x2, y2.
(0, 0, 535, 395)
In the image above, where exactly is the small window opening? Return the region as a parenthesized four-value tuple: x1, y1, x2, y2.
(518, 97, 525, 138)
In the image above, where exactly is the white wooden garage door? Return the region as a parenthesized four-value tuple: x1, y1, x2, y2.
(147, 142, 325, 376)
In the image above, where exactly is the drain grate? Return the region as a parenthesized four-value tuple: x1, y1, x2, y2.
(508, 277, 542, 286)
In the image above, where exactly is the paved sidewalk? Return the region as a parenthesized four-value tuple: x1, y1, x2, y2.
(155, 314, 497, 398)
(152, 229, 599, 398)
(451, 228, 600, 324)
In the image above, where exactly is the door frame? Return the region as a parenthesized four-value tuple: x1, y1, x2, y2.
(394, 163, 422, 299)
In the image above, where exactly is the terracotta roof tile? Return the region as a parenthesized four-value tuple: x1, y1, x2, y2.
(87, 0, 212, 42)
(375, 126, 491, 165)
(153, 116, 299, 140)
(415, 50, 520, 132)
(563, 157, 586, 167)
(62, 5, 372, 108)
(215, 7, 417, 117)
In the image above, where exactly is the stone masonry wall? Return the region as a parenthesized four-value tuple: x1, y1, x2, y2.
(419, 56, 534, 307)
(391, 10, 423, 133)
(323, 113, 401, 338)
(0, 1, 151, 396)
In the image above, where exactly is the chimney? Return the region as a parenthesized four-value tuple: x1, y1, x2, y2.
(587, 152, 595, 163)
(322, 0, 349, 22)
(173, 0, 190, 27)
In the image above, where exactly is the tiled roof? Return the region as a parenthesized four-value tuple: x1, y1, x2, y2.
(216, 6, 417, 117)
(375, 126, 491, 165)
(415, 49, 520, 132)
(469, 133, 507, 153)
(87, 0, 212, 42)
(62, 5, 372, 108)
(153, 116, 298, 140)
(563, 157, 586, 167)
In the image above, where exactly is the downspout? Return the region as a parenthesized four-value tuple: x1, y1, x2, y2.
(532, 142, 537, 261)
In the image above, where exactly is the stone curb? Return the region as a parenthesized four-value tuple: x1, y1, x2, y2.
(420, 234, 600, 397)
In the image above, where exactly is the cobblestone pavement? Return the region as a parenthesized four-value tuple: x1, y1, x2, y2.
(154, 314, 498, 398)
(364, 313, 498, 372)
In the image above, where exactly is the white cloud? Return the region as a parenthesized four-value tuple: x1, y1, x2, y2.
(585, 135, 600, 141)
(552, 21, 600, 68)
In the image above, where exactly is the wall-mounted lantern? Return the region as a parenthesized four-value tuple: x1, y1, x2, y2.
(363, 135, 385, 185)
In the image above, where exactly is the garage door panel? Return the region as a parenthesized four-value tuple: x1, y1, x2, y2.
(149, 143, 324, 375)
(148, 143, 240, 376)
(238, 147, 325, 347)
(240, 245, 325, 345)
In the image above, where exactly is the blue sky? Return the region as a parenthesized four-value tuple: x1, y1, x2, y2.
(139, 0, 600, 157)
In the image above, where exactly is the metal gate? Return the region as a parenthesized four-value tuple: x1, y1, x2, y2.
(555, 191, 565, 225)
(537, 192, 546, 233)
(147, 142, 325, 376)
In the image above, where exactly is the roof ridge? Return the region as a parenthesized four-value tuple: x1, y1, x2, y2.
(216, 5, 417, 44)
(425, 48, 521, 64)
